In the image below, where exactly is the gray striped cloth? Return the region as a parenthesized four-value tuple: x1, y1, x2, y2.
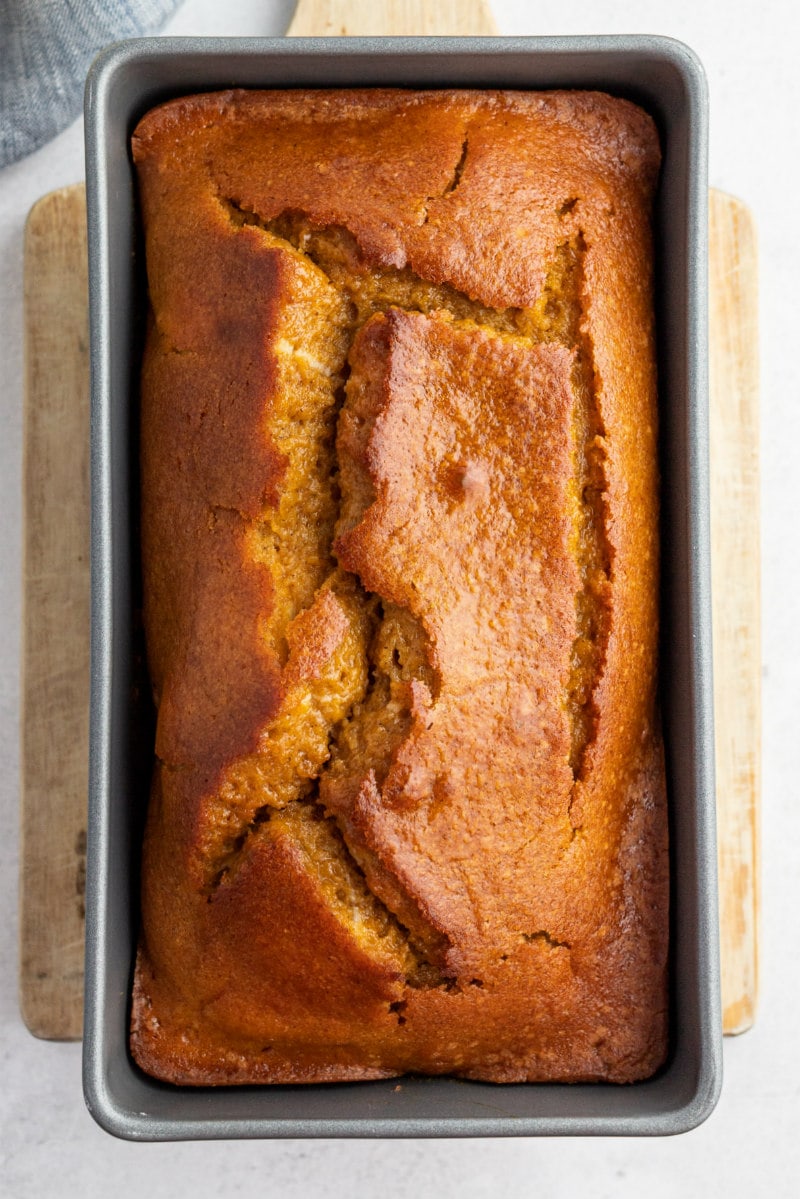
(0, 0, 181, 167)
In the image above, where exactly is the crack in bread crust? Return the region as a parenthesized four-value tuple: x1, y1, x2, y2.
(192, 204, 610, 980)
(186, 200, 614, 983)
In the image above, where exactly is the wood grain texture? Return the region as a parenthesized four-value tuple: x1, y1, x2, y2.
(20, 184, 89, 1040)
(287, 0, 497, 35)
(709, 190, 760, 1035)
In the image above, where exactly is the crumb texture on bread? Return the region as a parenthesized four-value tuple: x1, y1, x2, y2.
(132, 89, 668, 1085)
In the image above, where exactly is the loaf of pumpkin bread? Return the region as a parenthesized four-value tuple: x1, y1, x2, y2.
(131, 88, 668, 1085)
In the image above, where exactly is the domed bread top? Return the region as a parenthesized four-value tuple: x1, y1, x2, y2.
(131, 88, 667, 1085)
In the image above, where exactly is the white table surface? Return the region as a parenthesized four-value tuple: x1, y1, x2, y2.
(1, 0, 797, 1194)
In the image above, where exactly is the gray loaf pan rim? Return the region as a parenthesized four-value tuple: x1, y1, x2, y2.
(83, 35, 721, 1141)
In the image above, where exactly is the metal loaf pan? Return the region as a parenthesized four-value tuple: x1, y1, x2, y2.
(84, 35, 721, 1140)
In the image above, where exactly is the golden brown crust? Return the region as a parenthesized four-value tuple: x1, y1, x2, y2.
(131, 88, 667, 1085)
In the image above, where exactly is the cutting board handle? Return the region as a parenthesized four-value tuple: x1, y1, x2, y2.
(287, 0, 498, 36)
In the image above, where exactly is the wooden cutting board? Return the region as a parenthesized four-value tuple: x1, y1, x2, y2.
(19, 0, 759, 1041)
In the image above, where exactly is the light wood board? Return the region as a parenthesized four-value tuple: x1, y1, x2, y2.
(287, 0, 497, 35)
(709, 191, 760, 1034)
(19, 0, 759, 1041)
(20, 185, 90, 1040)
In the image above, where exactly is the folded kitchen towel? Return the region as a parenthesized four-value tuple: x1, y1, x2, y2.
(0, 0, 181, 168)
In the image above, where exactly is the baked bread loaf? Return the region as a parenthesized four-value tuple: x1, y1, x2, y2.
(131, 88, 668, 1085)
